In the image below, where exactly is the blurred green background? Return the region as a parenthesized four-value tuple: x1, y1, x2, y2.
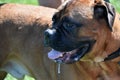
(0, 0, 120, 80)
(0, 0, 38, 5)
(110, 0, 120, 13)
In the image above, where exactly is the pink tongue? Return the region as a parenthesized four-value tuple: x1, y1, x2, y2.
(48, 49, 63, 59)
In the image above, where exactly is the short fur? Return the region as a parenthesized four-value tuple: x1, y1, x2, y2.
(0, 1, 120, 80)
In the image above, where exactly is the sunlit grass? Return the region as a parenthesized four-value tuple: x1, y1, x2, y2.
(110, 0, 120, 13)
(0, 0, 38, 5)
(4, 74, 17, 80)
(5, 74, 35, 80)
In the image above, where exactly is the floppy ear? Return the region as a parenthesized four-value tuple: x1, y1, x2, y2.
(104, 0, 110, 2)
(94, 2, 116, 31)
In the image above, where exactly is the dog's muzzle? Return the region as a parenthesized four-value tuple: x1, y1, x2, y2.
(44, 29, 95, 63)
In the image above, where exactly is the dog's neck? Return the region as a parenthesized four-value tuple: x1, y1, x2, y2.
(104, 13, 120, 62)
(81, 13, 120, 63)
(96, 13, 120, 62)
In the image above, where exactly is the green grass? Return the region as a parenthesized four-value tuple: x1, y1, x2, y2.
(5, 74, 35, 80)
(110, 0, 120, 13)
(0, 0, 38, 5)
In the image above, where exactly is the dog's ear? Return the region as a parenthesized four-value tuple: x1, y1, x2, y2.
(94, 2, 116, 31)
(104, 0, 110, 3)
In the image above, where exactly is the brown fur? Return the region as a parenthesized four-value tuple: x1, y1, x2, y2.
(0, 3, 57, 80)
(46, 0, 120, 80)
(0, 1, 120, 80)
(56, 0, 120, 62)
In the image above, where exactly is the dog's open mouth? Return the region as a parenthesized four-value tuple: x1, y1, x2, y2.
(48, 44, 90, 63)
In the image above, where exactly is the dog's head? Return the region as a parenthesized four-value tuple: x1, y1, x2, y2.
(44, 0, 116, 63)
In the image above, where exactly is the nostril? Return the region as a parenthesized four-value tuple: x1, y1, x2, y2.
(44, 29, 56, 46)
(44, 31, 50, 46)
(44, 31, 50, 38)
(44, 28, 56, 41)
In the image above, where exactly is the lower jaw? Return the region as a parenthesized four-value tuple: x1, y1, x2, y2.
(49, 40, 95, 64)
(54, 44, 90, 63)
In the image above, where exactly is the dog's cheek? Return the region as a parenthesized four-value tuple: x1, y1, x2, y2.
(77, 27, 98, 40)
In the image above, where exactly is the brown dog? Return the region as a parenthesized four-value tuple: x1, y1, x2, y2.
(44, 0, 120, 79)
(0, 0, 120, 80)
(0, 3, 57, 80)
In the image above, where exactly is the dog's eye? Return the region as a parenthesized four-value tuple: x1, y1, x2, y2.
(63, 22, 76, 29)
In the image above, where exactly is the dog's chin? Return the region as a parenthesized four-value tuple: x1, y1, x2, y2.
(48, 44, 90, 64)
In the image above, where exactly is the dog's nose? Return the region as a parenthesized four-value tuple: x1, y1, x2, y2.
(44, 30, 50, 39)
(44, 29, 56, 38)
(44, 29, 56, 46)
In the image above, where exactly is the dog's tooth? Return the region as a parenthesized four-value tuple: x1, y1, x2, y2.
(69, 52, 73, 54)
(54, 60, 57, 63)
(74, 58, 79, 61)
(94, 57, 104, 62)
(66, 52, 69, 54)
(60, 54, 63, 57)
